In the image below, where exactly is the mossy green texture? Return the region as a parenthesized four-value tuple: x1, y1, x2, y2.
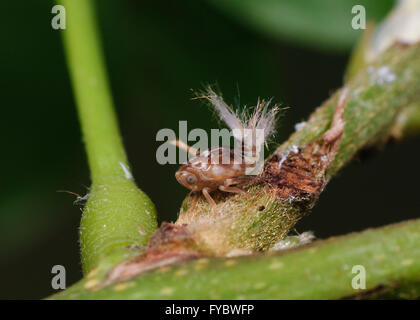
(58, 0, 157, 274)
(51, 219, 420, 299)
(176, 186, 311, 255)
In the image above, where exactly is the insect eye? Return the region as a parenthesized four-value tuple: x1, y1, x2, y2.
(186, 174, 197, 185)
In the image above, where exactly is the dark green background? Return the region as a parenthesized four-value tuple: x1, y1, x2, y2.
(1, 0, 419, 299)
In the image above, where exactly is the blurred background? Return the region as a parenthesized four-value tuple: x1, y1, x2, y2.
(1, 0, 419, 299)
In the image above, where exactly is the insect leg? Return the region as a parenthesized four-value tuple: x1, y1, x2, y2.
(202, 187, 217, 213)
(225, 175, 259, 186)
(222, 177, 256, 197)
(219, 185, 246, 194)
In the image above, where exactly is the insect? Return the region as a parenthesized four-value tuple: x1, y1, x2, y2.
(173, 88, 279, 213)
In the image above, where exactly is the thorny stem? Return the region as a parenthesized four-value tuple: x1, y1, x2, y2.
(58, 0, 157, 274)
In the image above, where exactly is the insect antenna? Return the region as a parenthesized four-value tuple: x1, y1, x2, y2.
(169, 139, 199, 156)
(57, 190, 90, 206)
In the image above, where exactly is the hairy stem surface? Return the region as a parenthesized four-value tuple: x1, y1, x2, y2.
(58, 0, 157, 274)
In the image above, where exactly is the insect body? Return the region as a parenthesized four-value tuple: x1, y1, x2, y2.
(174, 88, 279, 212)
(175, 146, 249, 208)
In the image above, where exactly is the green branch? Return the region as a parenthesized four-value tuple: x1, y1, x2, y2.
(58, 0, 157, 274)
(51, 218, 420, 299)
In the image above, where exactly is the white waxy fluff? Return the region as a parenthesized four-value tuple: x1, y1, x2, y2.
(205, 88, 244, 141)
(203, 87, 279, 165)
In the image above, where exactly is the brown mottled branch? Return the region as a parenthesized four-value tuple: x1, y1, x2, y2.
(103, 43, 420, 284)
(172, 42, 420, 256)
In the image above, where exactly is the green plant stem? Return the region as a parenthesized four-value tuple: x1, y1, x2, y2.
(59, 0, 124, 183)
(50, 218, 420, 299)
(58, 0, 157, 274)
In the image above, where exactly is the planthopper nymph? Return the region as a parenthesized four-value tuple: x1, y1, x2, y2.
(173, 88, 280, 213)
